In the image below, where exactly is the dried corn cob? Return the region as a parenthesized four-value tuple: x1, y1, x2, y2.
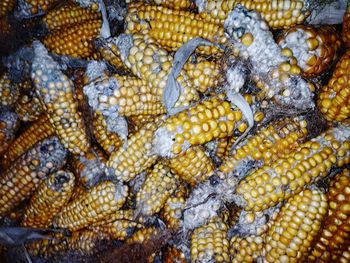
(219, 117, 308, 179)
(27, 232, 67, 258)
(106, 118, 162, 182)
(91, 218, 140, 240)
(230, 234, 264, 263)
(21, 170, 75, 228)
(343, 1, 350, 47)
(96, 39, 130, 71)
(309, 169, 350, 262)
(318, 51, 350, 122)
(264, 188, 328, 262)
(164, 246, 188, 263)
(90, 209, 135, 227)
(136, 162, 178, 216)
(0, 110, 19, 155)
(278, 25, 341, 78)
(42, 20, 101, 59)
(0, 73, 19, 107)
(0, 136, 67, 218)
(0, 0, 15, 17)
(126, 3, 226, 56)
(167, 146, 214, 186)
(126, 227, 161, 244)
(190, 216, 230, 262)
(54, 180, 128, 231)
(14, 92, 43, 122)
(128, 114, 159, 133)
(43, 2, 101, 32)
(68, 229, 110, 255)
(153, 97, 247, 158)
(107, 34, 199, 108)
(31, 41, 90, 155)
(197, 0, 310, 29)
(235, 124, 350, 212)
(17, 0, 59, 17)
(151, 0, 195, 10)
(1, 115, 54, 167)
(205, 136, 231, 161)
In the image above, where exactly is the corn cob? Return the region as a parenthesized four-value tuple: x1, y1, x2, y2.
(278, 25, 341, 78)
(0, 0, 15, 17)
(126, 226, 161, 245)
(318, 51, 350, 122)
(151, 0, 195, 10)
(42, 20, 101, 59)
(0, 73, 19, 107)
(68, 229, 110, 255)
(96, 40, 130, 72)
(197, 0, 310, 29)
(31, 41, 90, 155)
(0, 110, 19, 156)
(108, 33, 199, 108)
(190, 216, 230, 262)
(27, 232, 67, 258)
(343, 1, 350, 47)
(264, 188, 328, 262)
(70, 184, 88, 201)
(125, 3, 226, 56)
(128, 114, 160, 133)
(14, 92, 43, 122)
(153, 97, 247, 158)
(219, 117, 308, 179)
(136, 162, 178, 216)
(1, 115, 55, 167)
(90, 209, 135, 227)
(230, 234, 264, 263)
(0, 136, 67, 218)
(235, 124, 350, 212)
(54, 180, 128, 231)
(91, 218, 140, 240)
(164, 246, 188, 263)
(21, 170, 75, 228)
(309, 169, 350, 262)
(43, 2, 101, 32)
(17, 0, 58, 17)
(167, 146, 214, 186)
(106, 118, 162, 182)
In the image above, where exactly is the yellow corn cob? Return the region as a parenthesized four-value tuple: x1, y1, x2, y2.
(42, 20, 101, 59)
(309, 169, 350, 262)
(21, 170, 75, 228)
(126, 3, 226, 56)
(96, 40, 131, 72)
(0, 0, 15, 17)
(14, 92, 43, 122)
(0, 136, 67, 218)
(198, 0, 310, 29)
(318, 51, 350, 122)
(219, 117, 308, 178)
(43, 2, 101, 32)
(136, 162, 178, 216)
(126, 226, 161, 243)
(106, 118, 162, 182)
(230, 234, 264, 263)
(164, 246, 188, 263)
(54, 180, 128, 231)
(151, 0, 195, 10)
(167, 146, 214, 186)
(0, 73, 19, 107)
(90, 209, 135, 227)
(19, 0, 58, 16)
(343, 2, 350, 47)
(0, 110, 19, 156)
(70, 184, 88, 201)
(109, 33, 199, 108)
(278, 25, 341, 78)
(264, 188, 328, 262)
(32, 42, 90, 155)
(153, 97, 247, 158)
(1, 115, 55, 167)
(128, 114, 159, 133)
(190, 216, 230, 262)
(27, 232, 67, 258)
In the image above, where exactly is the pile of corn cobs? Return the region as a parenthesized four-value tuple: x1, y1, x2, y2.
(0, 0, 350, 262)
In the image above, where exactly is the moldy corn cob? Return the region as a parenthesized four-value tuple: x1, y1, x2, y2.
(264, 188, 328, 262)
(0, 73, 19, 107)
(230, 234, 264, 263)
(16, 0, 59, 17)
(318, 51, 350, 122)
(21, 170, 75, 228)
(89, 209, 135, 227)
(91, 218, 140, 240)
(14, 91, 43, 122)
(309, 169, 350, 262)
(54, 180, 128, 231)
(235, 124, 350, 212)
(0, 136, 67, 218)
(0, 110, 19, 156)
(31, 41, 90, 155)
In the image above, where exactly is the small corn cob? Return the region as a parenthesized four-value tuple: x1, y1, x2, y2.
(43, 2, 101, 32)
(0, 0, 15, 17)
(126, 3, 226, 56)
(153, 97, 247, 158)
(106, 118, 162, 182)
(0, 73, 19, 107)
(278, 25, 341, 78)
(136, 162, 178, 216)
(17, 0, 58, 17)
(54, 180, 128, 231)
(343, 1, 350, 47)
(31, 41, 90, 155)
(21, 170, 75, 228)
(197, 0, 310, 29)
(190, 216, 230, 262)
(14, 92, 43, 122)
(264, 188, 328, 262)
(167, 146, 214, 186)
(151, 0, 195, 10)
(1, 115, 55, 167)
(318, 51, 350, 122)
(0, 136, 67, 218)
(42, 20, 101, 59)
(309, 169, 350, 262)
(230, 234, 264, 263)
(235, 124, 350, 212)
(164, 246, 188, 263)
(108, 33, 199, 108)
(219, 117, 308, 179)
(0, 110, 19, 155)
